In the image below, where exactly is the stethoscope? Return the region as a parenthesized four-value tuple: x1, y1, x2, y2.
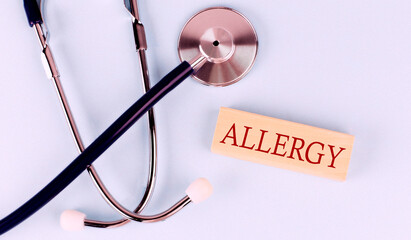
(0, 0, 257, 235)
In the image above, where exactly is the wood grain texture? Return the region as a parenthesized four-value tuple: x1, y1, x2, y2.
(211, 107, 355, 181)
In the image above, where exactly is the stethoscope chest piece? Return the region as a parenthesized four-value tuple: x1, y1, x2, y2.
(178, 7, 258, 87)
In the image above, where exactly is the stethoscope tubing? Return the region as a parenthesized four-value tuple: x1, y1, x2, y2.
(30, 2, 160, 227)
(85, 50, 159, 228)
(0, 61, 193, 235)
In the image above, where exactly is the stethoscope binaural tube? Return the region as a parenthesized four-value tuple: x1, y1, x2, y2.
(0, 3, 258, 235)
(0, 57, 209, 235)
(22, 0, 162, 230)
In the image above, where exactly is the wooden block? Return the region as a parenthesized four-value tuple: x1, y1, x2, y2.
(211, 107, 355, 181)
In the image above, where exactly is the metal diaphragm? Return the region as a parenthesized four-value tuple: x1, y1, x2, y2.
(178, 7, 258, 87)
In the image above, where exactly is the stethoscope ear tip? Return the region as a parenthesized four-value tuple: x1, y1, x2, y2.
(185, 178, 213, 204)
(60, 210, 86, 231)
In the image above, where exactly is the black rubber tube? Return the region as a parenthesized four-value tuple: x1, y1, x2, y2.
(23, 0, 43, 26)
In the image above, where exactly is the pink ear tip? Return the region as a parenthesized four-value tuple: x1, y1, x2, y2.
(60, 210, 86, 231)
(185, 178, 213, 204)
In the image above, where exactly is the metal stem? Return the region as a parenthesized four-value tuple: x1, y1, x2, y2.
(34, 23, 85, 153)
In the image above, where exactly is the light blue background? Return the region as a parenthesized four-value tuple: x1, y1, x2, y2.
(0, 0, 410, 239)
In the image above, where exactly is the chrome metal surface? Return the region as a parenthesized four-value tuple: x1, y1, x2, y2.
(86, 195, 191, 224)
(124, 0, 140, 20)
(189, 55, 207, 73)
(83, 51, 159, 229)
(32, 1, 218, 229)
(34, 0, 159, 229)
(125, 0, 147, 51)
(34, 23, 84, 151)
(178, 7, 258, 87)
(38, 0, 49, 39)
(132, 20, 148, 50)
(82, 0, 159, 228)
